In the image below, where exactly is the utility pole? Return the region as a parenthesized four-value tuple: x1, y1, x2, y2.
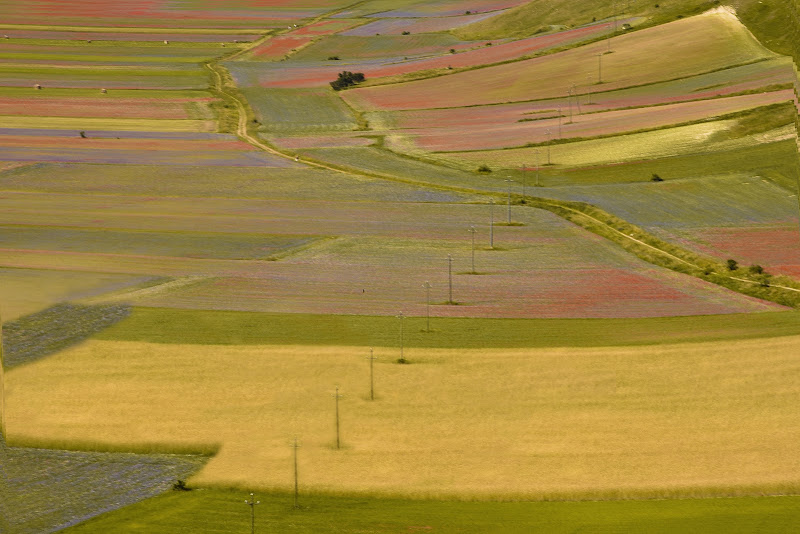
(572, 83, 581, 114)
(367, 348, 377, 400)
(535, 149, 541, 187)
(245, 493, 260, 534)
(505, 179, 513, 224)
(468, 226, 477, 273)
(397, 311, 406, 363)
(557, 106, 562, 138)
(567, 88, 573, 123)
(597, 53, 603, 84)
(586, 73, 593, 104)
(489, 199, 495, 249)
(422, 282, 431, 332)
(545, 129, 552, 165)
(521, 164, 527, 199)
(292, 438, 300, 509)
(332, 386, 343, 449)
(447, 254, 454, 304)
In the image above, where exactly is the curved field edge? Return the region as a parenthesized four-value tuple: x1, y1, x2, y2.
(94, 307, 800, 348)
(60, 491, 800, 533)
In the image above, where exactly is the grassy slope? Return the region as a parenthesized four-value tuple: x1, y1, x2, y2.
(62, 491, 800, 534)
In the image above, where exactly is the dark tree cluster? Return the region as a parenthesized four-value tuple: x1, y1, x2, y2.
(330, 71, 365, 91)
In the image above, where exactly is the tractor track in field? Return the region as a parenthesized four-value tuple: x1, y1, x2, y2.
(204, 26, 800, 308)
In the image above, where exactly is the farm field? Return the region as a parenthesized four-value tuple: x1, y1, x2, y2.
(227, 20, 627, 89)
(243, 88, 359, 132)
(3, 439, 208, 534)
(388, 92, 793, 153)
(0, 163, 471, 201)
(439, 120, 795, 169)
(0, 190, 782, 317)
(2, 0, 800, 531)
(341, 9, 776, 110)
(59, 491, 800, 534)
(0, 1, 353, 28)
(0, 267, 155, 321)
(7, 335, 800, 497)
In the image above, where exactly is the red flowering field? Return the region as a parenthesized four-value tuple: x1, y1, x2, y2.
(0, 95, 215, 119)
(392, 91, 792, 152)
(681, 225, 800, 277)
(0, 0, 350, 27)
(248, 35, 314, 59)
(1, 189, 781, 318)
(232, 21, 619, 87)
(0, 28, 259, 42)
(342, 11, 775, 111)
(291, 19, 361, 36)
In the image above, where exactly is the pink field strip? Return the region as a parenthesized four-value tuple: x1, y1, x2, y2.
(398, 91, 793, 152)
(291, 19, 358, 36)
(271, 135, 375, 149)
(0, 135, 253, 151)
(367, 21, 618, 74)
(0, 1, 331, 25)
(0, 29, 257, 42)
(0, 97, 214, 119)
(250, 36, 314, 58)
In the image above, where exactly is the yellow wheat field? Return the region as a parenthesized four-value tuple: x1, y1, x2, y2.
(6, 337, 800, 499)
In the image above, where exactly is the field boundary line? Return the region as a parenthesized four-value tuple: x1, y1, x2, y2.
(81, 276, 210, 305)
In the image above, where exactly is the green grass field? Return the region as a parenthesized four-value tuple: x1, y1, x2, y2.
(61, 491, 800, 533)
(502, 139, 799, 188)
(96, 307, 800, 348)
(244, 88, 359, 132)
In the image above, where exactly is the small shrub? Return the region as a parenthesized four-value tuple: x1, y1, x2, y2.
(748, 264, 764, 275)
(401, 30, 410, 35)
(449, 48, 455, 54)
(79, 131, 86, 138)
(477, 164, 492, 173)
(327, 55, 340, 60)
(173, 479, 191, 491)
(726, 259, 739, 271)
(651, 173, 663, 182)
